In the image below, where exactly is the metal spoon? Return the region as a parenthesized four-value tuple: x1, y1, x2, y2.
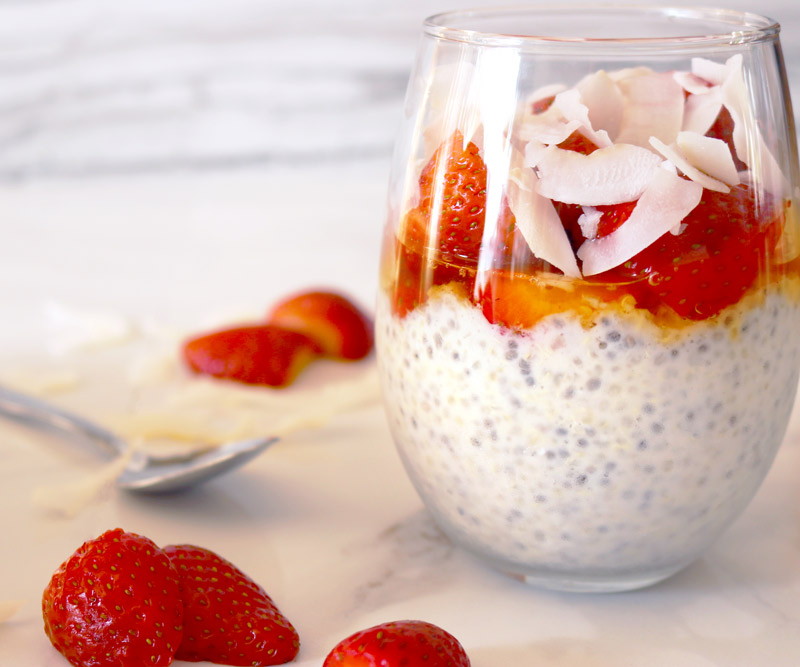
(0, 384, 277, 494)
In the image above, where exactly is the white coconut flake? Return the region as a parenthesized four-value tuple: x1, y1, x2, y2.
(682, 87, 723, 135)
(516, 116, 582, 146)
(719, 54, 789, 196)
(553, 88, 613, 148)
(523, 139, 548, 168)
(649, 136, 730, 193)
(528, 83, 567, 106)
(615, 72, 685, 149)
(0, 600, 25, 624)
(676, 131, 740, 186)
(576, 70, 625, 141)
(577, 207, 602, 240)
(608, 66, 654, 82)
(534, 143, 662, 206)
(577, 168, 703, 276)
(673, 70, 714, 95)
(692, 57, 728, 86)
(506, 165, 581, 278)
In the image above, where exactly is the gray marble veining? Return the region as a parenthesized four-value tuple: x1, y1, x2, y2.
(0, 0, 798, 180)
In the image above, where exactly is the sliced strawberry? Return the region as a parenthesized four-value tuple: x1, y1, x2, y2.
(594, 200, 638, 238)
(602, 184, 781, 319)
(165, 544, 299, 666)
(479, 270, 627, 330)
(705, 105, 747, 171)
(531, 95, 555, 114)
(323, 619, 470, 667)
(183, 325, 321, 387)
(393, 132, 535, 316)
(42, 528, 184, 667)
(267, 289, 373, 361)
(557, 130, 600, 155)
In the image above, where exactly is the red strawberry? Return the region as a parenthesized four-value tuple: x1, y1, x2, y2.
(42, 528, 184, 667)
(267, 290, 374, 361)
(531, 95, 555, 114)
(403, 131, 490, 265)
(323, 619, 470, 667)
(705, 106, 748, 171)
(164, 544, 299, 666)
(601, 184, 782, 319)
(182, 325, 321, 387)
(594, 200, 638, 239)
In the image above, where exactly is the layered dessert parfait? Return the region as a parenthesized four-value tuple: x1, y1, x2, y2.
(376, 55, 800, 590)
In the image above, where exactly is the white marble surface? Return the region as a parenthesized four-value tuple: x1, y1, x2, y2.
(3, 2, 800, 666)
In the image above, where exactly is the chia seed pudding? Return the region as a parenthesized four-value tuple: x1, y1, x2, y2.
(379, 51, 800, 589)
(376, 286, 800, 589)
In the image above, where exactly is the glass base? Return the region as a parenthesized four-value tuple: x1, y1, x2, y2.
(474, 552, 693, 593)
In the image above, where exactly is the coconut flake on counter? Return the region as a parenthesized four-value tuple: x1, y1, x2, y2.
(534, 143, 662, 206)
(615, 71, 685, 149)
(676, 131, 740, 186)
(578, 168, 703, 276)
(44, 302, 134, 356)
(648, 136, 731, 193)
(506, 163, 581, 278)
(0, 600, 25, 624)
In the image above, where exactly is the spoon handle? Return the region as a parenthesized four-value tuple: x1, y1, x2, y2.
(0, 385, 127, 458)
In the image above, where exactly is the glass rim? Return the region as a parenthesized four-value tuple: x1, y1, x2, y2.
(423, 4, 781, 49)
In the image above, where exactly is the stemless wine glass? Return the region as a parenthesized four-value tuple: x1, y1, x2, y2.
(375, 6, 800, 592)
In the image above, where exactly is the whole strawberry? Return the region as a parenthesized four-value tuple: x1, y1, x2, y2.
(323, 619, 470, 667)
(164, 544, 299, 666)
(42, 528, 184, 667)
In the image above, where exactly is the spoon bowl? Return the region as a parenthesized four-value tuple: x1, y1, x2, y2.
(0, 384, 277, 493)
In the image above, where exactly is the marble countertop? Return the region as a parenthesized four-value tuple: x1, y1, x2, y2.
(2, 1, 800, 666)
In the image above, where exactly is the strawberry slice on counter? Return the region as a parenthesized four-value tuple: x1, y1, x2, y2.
(267, 290, 373, 360)
(165, 544, 299, 666)
(182, 325, 321, 387)
(603, 184, 782, 319)
(42, 528, 184, 667)
(323, 619, 470, 667)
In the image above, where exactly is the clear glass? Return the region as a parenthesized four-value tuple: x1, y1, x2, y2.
(376, 5, 800, 592)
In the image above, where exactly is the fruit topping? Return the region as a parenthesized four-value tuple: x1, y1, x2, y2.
(164, 544, 299, 666)
(42, 528, 184, 667)
(183, 325, 321, 387)
(267, 290, 373, 361)
(322, 619, 471, 667)
(402, 130, 492, 265)
(602, 185, 782, 319)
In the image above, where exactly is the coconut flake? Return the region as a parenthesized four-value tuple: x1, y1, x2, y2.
(719, 54, 789, 196)
(576, 70, 625, 141)
(516, 116, 582, 146)
(534, 143, 662, 206)
(577, 168, 703, 276)
(577, 207, 602, 240)
(649, 136, 730, 193)
(676, 131, 740, 186)
(523, 139, 548, 168)
(673, 70, 714, 95)
(553, 88, 613, 148)
(506, 165, 581, 278)
(615, 72, 684, 149)
(528, 83, 567, 107)
(692, 57, 728, 86)
(682, 86, 724, 135)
